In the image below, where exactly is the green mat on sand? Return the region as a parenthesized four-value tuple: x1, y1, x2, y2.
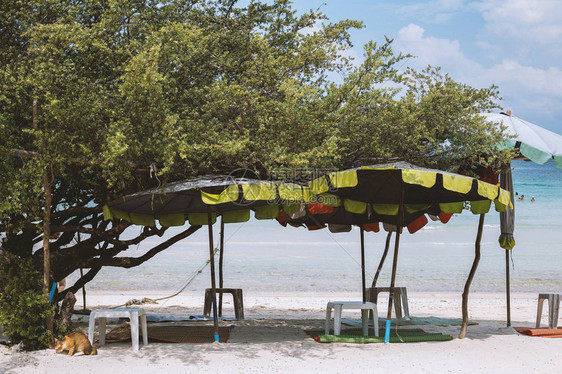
(342, 316, 477, 327)
(305, 328, 453, 343)
(103, 324, 232, 343)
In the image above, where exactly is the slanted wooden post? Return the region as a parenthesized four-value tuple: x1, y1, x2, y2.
(207, 209, 220, 342)
(372, 231, 392, 288)
(384, 181, 404, 344)
(459, 213, 485, 339)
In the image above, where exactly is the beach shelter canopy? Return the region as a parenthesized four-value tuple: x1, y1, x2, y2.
(307, 161, 510, 215)
(304, 161, 511, 341)
(104, 167, 510, 341)
(103, 175, 309, 227)
(481, 112, 562, 168)
(481, 111, 562, 325)
(104, 175, 309, 341)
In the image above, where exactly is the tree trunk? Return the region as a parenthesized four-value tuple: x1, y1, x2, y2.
(55, 292, 77, 333)
(459, 213, 485, 339)
(42, 167, 52, 295)
(35, 99, 55, 348)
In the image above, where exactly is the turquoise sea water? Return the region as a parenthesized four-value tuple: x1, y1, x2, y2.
(70, 160, 562, 296)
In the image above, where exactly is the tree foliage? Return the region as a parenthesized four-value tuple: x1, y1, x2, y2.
(0, 0, 513, 301)
(0, 251, 53, 350)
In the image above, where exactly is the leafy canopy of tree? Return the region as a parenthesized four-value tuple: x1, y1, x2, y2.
(0, 0, 513, 299)
(0, 251, 53, 350)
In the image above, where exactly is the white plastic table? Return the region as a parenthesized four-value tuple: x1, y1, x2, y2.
(325, 301, 379, 337)
(88, 308, 148, 351)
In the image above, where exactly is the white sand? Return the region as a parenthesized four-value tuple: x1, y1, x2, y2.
(1, 291, 561, 373)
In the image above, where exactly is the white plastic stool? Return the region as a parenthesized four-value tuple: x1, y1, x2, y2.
(366, 287, 410, 319)
(88, 308, 148, 351)
(536, 293, 561, 329)
(325, 301, 379, 337)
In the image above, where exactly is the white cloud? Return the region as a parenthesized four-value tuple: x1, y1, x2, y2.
(396, 24, 481, 80)
(475, 40, 492, 50)
(475, 0, 562, 46)
(395, 23, 562, 130)
(488, 60, 562, 97)
(398, 0, 465, 23)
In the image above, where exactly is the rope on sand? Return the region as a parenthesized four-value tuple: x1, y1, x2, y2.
(111, 248, 219, 309)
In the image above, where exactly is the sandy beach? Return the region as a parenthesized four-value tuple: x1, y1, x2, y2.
(1, 290, 561, 374)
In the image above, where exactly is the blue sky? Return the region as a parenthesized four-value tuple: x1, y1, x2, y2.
(290, 0, 562, 134)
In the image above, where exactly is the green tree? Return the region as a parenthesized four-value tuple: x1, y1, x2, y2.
(1, 0, 513, 308)
(0, 252, 53, 350)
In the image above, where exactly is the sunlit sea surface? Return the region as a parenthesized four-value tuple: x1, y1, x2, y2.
(68, 160, 562, 296)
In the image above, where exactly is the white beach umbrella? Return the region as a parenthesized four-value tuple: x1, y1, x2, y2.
(482, 111, 562, 326)
(481, 111, 562, 167)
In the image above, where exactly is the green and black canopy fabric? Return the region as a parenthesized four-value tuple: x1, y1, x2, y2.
(103, 166, 511, 342)
(304, 162, 511, 342)
(282, 161, 510, 233)
(103, 175, 309, 227)
(308, 161, 511, 216)
(103, 175, 310, 343)
(285, 204, 438, 228)
(104, 164, 510, 228)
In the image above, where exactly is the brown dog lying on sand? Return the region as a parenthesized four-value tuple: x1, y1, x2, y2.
(55, 332, 97, 356)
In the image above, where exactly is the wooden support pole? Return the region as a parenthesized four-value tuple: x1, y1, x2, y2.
(218, 217, 225, 317)
(384, 226, 401, 344)
(360, 226, 366, 302)
(500, 163, 515, 327)
(506, 250, 511, 326)
(459, 213, 485, 339)
(207, 210, 220, 342)
(384, 182, 404, 344)
(372, 231, 392, 288)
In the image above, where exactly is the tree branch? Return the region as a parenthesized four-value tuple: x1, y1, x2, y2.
(7, 148, 41, 158)
(224, 0, 238, 19)
(76, 225, 202, 268)
(6, 147, 143, 169)
(57, 267, 101, 303)
(52, 207, 101, 220)
(51, 221, 131, 239)
(106, 225, 167, 246)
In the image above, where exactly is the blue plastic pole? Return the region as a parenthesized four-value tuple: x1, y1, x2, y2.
(49, 282, 57, 304)
(384, 232, 401, 344)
